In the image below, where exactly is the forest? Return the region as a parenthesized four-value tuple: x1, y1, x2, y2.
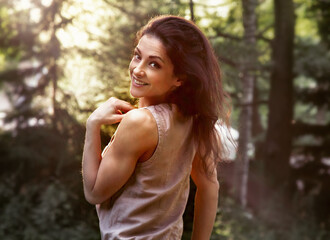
(0, 0, 329, 239)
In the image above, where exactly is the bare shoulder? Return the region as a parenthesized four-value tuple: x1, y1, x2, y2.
(121, 108, 156, 132)
(114, 108, 158, 149)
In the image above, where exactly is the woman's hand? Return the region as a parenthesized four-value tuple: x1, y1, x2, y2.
(87, 97, 135, 127)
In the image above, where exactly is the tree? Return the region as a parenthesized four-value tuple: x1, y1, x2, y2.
(189, 0, 195, 22)
(264, 0, 295, 197)
(0, 1, 95, 239)
(234, 0, 258, 208)
(290, 0, 330, 223)
(0, 0, 74, 130)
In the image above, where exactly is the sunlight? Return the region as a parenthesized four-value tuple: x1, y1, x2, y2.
(194, 0, 232, 27)
(30, 8, 41, 23)
(58, 0, 112, 49)
(15, 0, 32, 11)
(206, 0, 232, 17)
(41, 0, 53, 7)
(16, 0, 53, 9)
(56, 27, 90, 48)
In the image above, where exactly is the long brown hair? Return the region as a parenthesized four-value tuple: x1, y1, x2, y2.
(136, 15, 231, 175)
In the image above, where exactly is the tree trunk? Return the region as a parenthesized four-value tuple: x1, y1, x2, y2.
(252, 84, 264, 161)
(51, 63, 58, 130)
(189, 0, 195, 22)
(234, 0, 258, 208)
(264, 0, 295, 188)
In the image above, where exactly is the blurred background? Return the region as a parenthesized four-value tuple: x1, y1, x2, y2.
(0, 0, 329, 239)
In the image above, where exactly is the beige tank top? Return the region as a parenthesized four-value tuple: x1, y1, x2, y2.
(96, 103, 196, 240)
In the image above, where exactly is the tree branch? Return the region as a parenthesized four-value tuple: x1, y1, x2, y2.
(218, 56, 239, 68)
(103, 0, 140, 19)
(209, 32, 242, 41)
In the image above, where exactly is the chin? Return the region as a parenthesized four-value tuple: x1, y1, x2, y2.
(130, 87, 142, 98)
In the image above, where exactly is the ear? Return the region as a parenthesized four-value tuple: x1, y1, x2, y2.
(173, 74, 186, 87)
(174, 78, 183, 87)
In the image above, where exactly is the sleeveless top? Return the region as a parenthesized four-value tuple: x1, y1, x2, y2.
(96, 103, 196, 240)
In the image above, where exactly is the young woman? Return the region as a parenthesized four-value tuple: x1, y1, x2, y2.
(82, 15, 230, 240)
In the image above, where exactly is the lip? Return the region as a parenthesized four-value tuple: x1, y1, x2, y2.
(131, 75, 149, 87)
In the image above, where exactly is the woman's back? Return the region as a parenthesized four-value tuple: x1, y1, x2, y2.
(97, 104, 196, 240)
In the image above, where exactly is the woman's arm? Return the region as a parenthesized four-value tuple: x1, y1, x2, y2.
(190, 154, 219, 240)
(82, 97, 157, 204)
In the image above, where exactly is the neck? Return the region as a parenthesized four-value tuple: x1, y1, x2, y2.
(138, 97, 167, 108)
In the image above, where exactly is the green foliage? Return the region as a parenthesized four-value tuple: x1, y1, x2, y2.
(211, 197, 329, 240)
(293, 38, 330, 123)
(0, 181, 99, 240)
(0, 124, 99, 240)
(310, 0, 330, 46)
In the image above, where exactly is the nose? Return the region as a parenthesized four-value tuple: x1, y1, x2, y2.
(132, 64, 145, 78)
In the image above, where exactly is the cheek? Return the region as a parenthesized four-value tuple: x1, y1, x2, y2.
(162, 73, 177, 88)
(155, 77, 174, 93)
(129, 60, 135, 72)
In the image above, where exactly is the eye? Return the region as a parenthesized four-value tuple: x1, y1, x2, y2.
(133, 52, 141, 60)
(150, 62, 161, 69)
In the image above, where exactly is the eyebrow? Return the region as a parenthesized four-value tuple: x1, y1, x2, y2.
(136, 47, 165, 63)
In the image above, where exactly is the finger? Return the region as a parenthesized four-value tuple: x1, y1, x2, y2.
(111, 114, 125, 124)
(116, 101, 135, 113)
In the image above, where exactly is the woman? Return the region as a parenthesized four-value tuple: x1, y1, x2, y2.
(82, 15, 230, 240)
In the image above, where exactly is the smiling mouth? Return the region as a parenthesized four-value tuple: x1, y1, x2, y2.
(133, 77, 149, 86)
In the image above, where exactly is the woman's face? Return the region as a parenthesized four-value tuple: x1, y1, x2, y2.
(129, 34, 181, 107)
